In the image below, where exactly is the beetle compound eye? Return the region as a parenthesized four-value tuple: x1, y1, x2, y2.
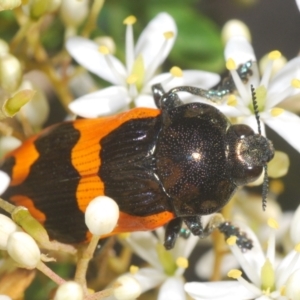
(231, 124, 254, 138)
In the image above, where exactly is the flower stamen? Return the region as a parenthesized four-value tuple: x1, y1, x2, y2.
(227, 95, 237, 106)
(144, 31, 175, 82)
(227, 269, 262, 296)
(227, 236, 261, 286)
(176, 257, 188, 269)
(129, 265, 139, 275)
(226, 58, 250, 104)
(260, 51, 281, 88)
(170, 66, 183, 77)
(271, 108, 284, 117)
(291, 79, 300, 89)
(99, 46, 125, 84)
(124, 16, 136, 74)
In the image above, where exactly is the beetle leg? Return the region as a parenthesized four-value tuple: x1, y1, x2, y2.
(151, 84, 184, 110)
(152, 84, 165, 108)
(182, 215, 204, 236)
(164, 217, 183, 250)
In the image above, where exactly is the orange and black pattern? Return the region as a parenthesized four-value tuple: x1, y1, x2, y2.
(1, 108, 175, 244)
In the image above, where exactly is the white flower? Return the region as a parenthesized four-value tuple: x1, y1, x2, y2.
(118, 225, 203, 300)
(219, 36, 300, 152)
(185, 205, 300, 300)
(66, 13, 220, 118)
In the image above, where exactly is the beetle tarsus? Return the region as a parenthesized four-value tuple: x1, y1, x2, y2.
(182, 215, 203, 236)
(164, 217, 183, 250)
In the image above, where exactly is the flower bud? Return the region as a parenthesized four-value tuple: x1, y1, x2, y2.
(113, 275, 141, 300)
(48, 0, 61, 13)
(0, 170, 10, 195)
(54, 281, 83, 300)
(0, 214, 20, 250)
(60, 0, 89, 28)
(85, 196, 119, 236)
(0, 295, 12, 300)
(0, 39, 9, 55)
(2, 89, 35, 118)
(222, 19, 251, 44)
(0, 54, 22, 93)
(17, 80, 49, 127)
(7, 231, 40, 268)
(0, 0, 21, 11)
(268, 151, 289, 178)
(22, 0, 53, 20)
(0, 136, 22, 157)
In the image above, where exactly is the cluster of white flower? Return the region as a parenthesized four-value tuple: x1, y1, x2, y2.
(0, 2, 300, 299)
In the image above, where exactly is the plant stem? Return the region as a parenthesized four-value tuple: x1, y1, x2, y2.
(36, 261, 66, 285)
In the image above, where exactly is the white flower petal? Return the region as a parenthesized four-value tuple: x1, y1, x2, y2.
(69, 86, 129, 118)
(242, 115, 266, 136)
(133, 268, 166, 293)
(265, 87, 296, 110)
(296, 0, 300, 11)
(269, 56, 300, 93)
(145, 71, 220, 95)
(185, 281, 258, 300)
(290, 205, 300, 244)
(158, 277, 185, 300)
(285, 268, 300, 300)
(212, 101, 250, 117)
(224, 36, 256, 66)
(195, 250, 238, 279)
(134, 94, 157, 108)
(124, 231, 162, 270)
(135, 13, 177, 73)
(275, 249, 300, 288)
(263, 110, 300, 152)
(66, 37, 126, 85)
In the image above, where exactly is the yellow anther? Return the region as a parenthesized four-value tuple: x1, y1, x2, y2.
(176, 257, 189, 269)
(269, 179, 284, 195)
(126, 74, 138, 84)
(129, 265, 139, 274)
(226, 58, 236, 70)
(267, 218, 279, 229)
(227, 269, 242, 279)
(268, 50, 282, 60)
(118, 232, 130, 239)
(226, 235, 237, 245)
(280, 286, 286, 296)
(294, 243, 300, 252)
(99, 46, 110, 55)
(270, 107, 284, 117)
(170, 66, 183, 77)
(123, 15, 137, 25)
(291, 79, 300, 88)
(227, 95, 237, 106)
(163, 31, 174, 39)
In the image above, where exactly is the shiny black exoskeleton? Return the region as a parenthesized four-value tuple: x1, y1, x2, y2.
(152, 84, 274, 249)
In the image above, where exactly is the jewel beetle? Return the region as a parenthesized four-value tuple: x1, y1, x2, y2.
(0, 69, 274, 250)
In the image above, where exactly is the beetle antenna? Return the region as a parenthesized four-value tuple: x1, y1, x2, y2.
(250, 85, 261, 135)
(250, 84, 269, 211)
